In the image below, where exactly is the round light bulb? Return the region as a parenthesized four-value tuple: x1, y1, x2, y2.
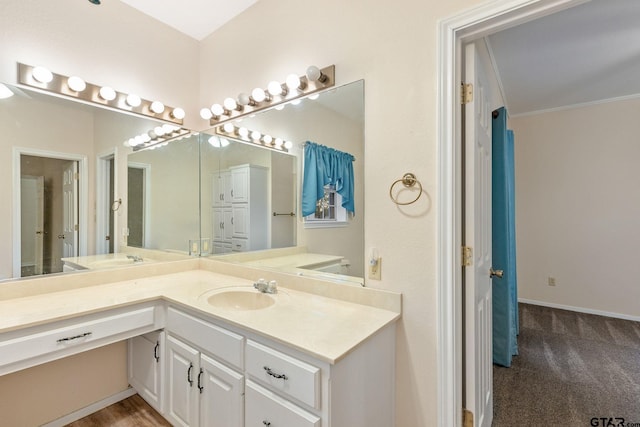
(267, 81, 285, 96)
(0, 83, 14, 99)
(211, 103, 225, 116)
(251, 88, 266, 103)
(154, 126, 166, 136)
(99, 86, 116, 101)
(148, 130, 158, 140)
(32, 66, 53, 83)
(223, 97, 237, 111)
(162, 124, 176, 134)
(150, 101, 165, 114)
(127, 138, 136, 147)
(126, 93, 141, 107)
(284, 140, 293, 149)
(222, 123, 235, 133)
(237, 93, 251, 106)
(251, 130, 262, 141)
(134, 135, 144, 146)
(171, 107, 185, 120)
(274, 138, 284, 148)
(285, 74, 302, 91)
(67, 76, 86, 92)
(141, 133, 151, 143)
(220, 138, 230, 147)
(305, 65, 322, 82)
(200, 108, 213, 120)
(262, 135, 273, 144)
(238, 127, 249, 138)
(208, 136, 221, 148)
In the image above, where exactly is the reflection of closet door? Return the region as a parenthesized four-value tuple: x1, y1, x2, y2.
(213, 171, 231, 207)
(62, 162, 78, 258)
(230, 167, 249, 203)
(20, 175, 44, 275)
(231, 205, 249, 238)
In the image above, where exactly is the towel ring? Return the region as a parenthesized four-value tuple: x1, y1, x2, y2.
(389, 173, 423, 205)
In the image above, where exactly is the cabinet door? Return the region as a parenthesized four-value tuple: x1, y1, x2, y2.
(129, 332, 163, 413)
(231, 205, 249, 238)
(212, 208, 224, 241)
(213, 171, 231, 207)
(223, 208, 234, 241)
(231, 167, 249, 203)
(199, 353, 244, 427)
(166, 335, 200, 427)
(245, 380, 321, 427)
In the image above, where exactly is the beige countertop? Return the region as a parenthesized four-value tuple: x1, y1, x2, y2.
(0, 263, 400, 364)
(61, 253, 158, 270)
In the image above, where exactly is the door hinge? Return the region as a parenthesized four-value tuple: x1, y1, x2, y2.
(461, 83, 473, 104)
(462, 246, 473, 267)
(463, 408, 474, 427)
(74, 172, 79, 181)
(74, 224, 79, 231)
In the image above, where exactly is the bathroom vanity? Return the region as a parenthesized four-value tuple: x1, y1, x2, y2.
(0, 259, 400, 426)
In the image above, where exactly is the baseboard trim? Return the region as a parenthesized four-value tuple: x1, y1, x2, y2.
(42, 387, 137, 427)
(519, 298, 640, 322)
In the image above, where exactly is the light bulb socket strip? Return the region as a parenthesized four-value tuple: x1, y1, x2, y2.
(17, 63, 184, 125)
(214, 126, 294, 155)
(207, 65, 335, 126)
(128, 127, 192, 152)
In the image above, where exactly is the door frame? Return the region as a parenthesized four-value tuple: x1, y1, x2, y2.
(436, 0, 586, 425)
(12, 147, 88, 277)
(127, 161, 152, 248)
(96, 149, 116, 254)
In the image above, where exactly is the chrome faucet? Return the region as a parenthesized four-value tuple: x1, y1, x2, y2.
(126, 254, 144, 262)
(253, 278, 277, 294)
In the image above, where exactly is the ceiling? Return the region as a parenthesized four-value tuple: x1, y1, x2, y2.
(488, 0, 640, 116)
(118, 0, 258, 41)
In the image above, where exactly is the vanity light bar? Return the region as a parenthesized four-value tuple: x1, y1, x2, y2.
(215, 125, 294, 154)
(125, 126, 193, 152)
(205, 65, 335, 126)
(17, 63, 185, 125)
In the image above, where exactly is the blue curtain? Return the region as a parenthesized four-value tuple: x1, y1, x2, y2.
(492, 107, 519, 367)
(302, 141, 355, 217)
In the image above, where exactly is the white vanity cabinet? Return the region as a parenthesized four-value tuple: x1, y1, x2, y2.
(128, 330, 164, 413)
(164, 308, 245, 427)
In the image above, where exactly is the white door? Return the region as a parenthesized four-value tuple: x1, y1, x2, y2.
(463, 42, 493, 427)
(20, 176, 44, 275)
(62, 162, 78, 257)
(166, 335, 200, 427)
(199, 353, 244, 427)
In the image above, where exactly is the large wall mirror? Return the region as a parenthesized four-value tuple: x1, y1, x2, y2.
(0, 78, 364, 286)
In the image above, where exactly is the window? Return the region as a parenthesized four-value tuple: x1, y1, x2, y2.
(304, 185, 348, 228)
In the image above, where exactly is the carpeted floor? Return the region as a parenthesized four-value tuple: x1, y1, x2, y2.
(493, 303, 640, 426)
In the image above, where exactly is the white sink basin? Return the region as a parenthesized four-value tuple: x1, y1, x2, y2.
(205, 288, 276, 310)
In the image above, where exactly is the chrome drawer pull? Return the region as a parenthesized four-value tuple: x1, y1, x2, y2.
(263, 366, 288, 381)
(56, 332, 92, 343)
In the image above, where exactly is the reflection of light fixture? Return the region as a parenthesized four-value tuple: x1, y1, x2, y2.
(126, 93, 141, 107)
(238, 127, 249, 138)
(203, 65, 334, 126)
(284, 140, 293, 149)
(216, 125, 293, 154)
(18, 62, 184, 124)
(99, 86, 116, 101)
(262, 135, 273, 144)
(274, 138, 283, 148)
(67, 76, 86, 92)
(220, 138, 230, 147)
(308, 93, 320, 100)
(154, 126, 166, 136)
(251, 130, 262, 141)
(275, 105, 285, 111)
(125, 126, 192, 151)
(290, 99, 301, 106)
(0, 83, 14, 99)
(32, 66, 53, 83)
(223, 123, 235, 133)
(208, 136, 221, 148)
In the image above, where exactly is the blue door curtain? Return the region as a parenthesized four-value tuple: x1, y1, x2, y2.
(492, 107, 519, 367)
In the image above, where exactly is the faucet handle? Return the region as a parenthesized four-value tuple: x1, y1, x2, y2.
(267, 280, 278, 294)
(254, 278, 267, 290)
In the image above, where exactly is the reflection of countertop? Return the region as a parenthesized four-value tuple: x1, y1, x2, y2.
(0, 259, 400, 364)
(61, 253, 157, 270)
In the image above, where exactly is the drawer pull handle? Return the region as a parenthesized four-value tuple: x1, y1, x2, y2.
(197, 368, 204, 394)
(56, 332, 92, 343)
(264, 366, 288, 381)
(187, 363, 194, 386)
(154, 342, 160, 362)
(263, 421, 271, 426)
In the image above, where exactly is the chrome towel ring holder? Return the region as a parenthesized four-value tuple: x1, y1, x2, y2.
(389, 173, 423, 205)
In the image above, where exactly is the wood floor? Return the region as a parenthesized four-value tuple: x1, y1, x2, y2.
(65, 394, 170, 427)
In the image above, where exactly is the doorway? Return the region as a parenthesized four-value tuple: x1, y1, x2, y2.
(127, 162, 151, 249)
(437, 0, 585, 425)
(96, 152, 116, 254)
(13, 148, 89, 278)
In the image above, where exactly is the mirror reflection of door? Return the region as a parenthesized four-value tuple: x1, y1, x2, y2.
(127, 164, 148, 248)
(271, 154, 296, 248)
(20, 155, 79, 276)
(20, 175, 44, 276)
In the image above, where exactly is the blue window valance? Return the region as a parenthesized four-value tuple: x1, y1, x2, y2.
(302, 141, 355, 217)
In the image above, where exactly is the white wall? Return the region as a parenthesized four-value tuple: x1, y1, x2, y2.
(512, 97, 640, 318)
(198, 0, 479, 425)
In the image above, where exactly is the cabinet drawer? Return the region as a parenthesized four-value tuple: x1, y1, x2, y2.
(231, 238, 248, 252)
(246, 380, 320, 427)
(167, 308, 244, 369)
(0, 306, 155, 369)
(246, 340, 320, 409)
